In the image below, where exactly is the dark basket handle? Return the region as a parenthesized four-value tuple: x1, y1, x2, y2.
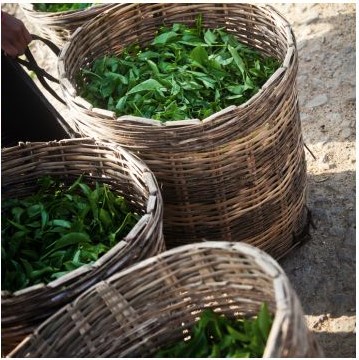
(16, 34, 65, 105)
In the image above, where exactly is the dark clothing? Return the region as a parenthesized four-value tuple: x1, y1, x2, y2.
(1, 52, 70, 147)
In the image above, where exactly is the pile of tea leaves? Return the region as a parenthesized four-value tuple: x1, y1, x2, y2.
(33, 3, 93, 12)
(155, 303, 273, 358)
(77, 15, 281, 122)
(1, 175, 139, 292)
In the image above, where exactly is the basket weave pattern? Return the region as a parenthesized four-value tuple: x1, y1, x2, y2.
(1, 138, 164, 354)
(9, 242, 323, 358)
(58, 3, 308, 258)
(20, 3, 113, 47)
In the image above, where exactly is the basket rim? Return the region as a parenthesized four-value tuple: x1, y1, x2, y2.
(57, 3, 297, 127)
(1, 137, 163, 300)
(8, 241, 318, 358)
(92, 240, 285, 285)
(20, 3, 109, 17)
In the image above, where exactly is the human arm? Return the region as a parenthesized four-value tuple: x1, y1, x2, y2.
(1, 10, 32, 57)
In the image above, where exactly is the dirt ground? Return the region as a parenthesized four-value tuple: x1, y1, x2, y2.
(274, 3, 356, 358)
(2, 2, 356, 358)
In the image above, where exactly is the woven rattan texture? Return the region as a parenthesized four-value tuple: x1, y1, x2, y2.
(20, 3, 113, 47)
(1, 138, 165, 355)
(57, 3, 308, 258)
(9, 242, 323, 358)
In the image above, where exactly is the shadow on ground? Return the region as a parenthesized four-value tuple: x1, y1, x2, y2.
(280, 170, 355, 358)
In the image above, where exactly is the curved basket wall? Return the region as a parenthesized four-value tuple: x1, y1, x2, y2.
(1, 138, 165, 355)
(57, 3, 308, 258)
(20, 3, 113, 47)
(9, 242, 323, 358)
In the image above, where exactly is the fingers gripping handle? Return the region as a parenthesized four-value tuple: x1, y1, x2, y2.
(15, 34, 65, 104)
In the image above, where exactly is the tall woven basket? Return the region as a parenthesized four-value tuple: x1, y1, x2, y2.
(1, 138, 164, 355)
(20, 3, 113, 47)
(9, 242, 323, 358)
(58, 3, 308, 259)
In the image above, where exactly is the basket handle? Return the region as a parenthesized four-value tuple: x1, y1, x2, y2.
(16, 34, 65, 105)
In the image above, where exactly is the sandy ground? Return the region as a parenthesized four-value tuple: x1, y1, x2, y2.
(2, 2, 356, 358)
(273, 3, 356, 358)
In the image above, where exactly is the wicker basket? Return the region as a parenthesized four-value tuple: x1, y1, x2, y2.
(1, 138, 165, 355)
(9, 242, 323, 358)
(19, 3, 113, 47)
(57, 3, 308, 258)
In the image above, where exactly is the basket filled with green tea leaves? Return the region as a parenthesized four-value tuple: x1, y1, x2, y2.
(20, 3, 112, 47)
(58, 3, 309, 259)
(1, 138, 164, 355)
(9, 242, 323, 358)
(77, 15, 281, 121)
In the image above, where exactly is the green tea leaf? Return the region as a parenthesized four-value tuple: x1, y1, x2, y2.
(257, 302, 272, 340)
(30, 266, 54, 281)
(190, 45, 208, 65)
(20, 249, 39, 260)
(154, 305, 273, 358)
(99, 208, 112, 228)
(7, 219, 27, 232)
(105, 71, 128, 85)
(204, 29, 217, 45)
(228, 45, 246, 75)
(52, 232, 91, 250)
(127, 79, 167, 95)
(11, 206, 24, 223)
(228, 84, 245, 95)
(152, 30, 178, 45)
(48, 219, 72, 228)
(20, 258, 33, 277)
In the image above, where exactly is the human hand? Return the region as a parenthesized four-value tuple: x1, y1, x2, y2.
(1, 11, 32, 57)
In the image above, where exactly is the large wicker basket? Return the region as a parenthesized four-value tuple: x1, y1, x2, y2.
(20, 3, 113, 47)
(9, 242, 323, 358)
(1, 138, 164, 355)
(57, 3, 308, 259)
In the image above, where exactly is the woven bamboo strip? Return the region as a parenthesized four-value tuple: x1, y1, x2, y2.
(57, 3, 308, 258)
(9, 242, 323, 357)
(1, 138, 164, 354)
(20, 3, 113, 47)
